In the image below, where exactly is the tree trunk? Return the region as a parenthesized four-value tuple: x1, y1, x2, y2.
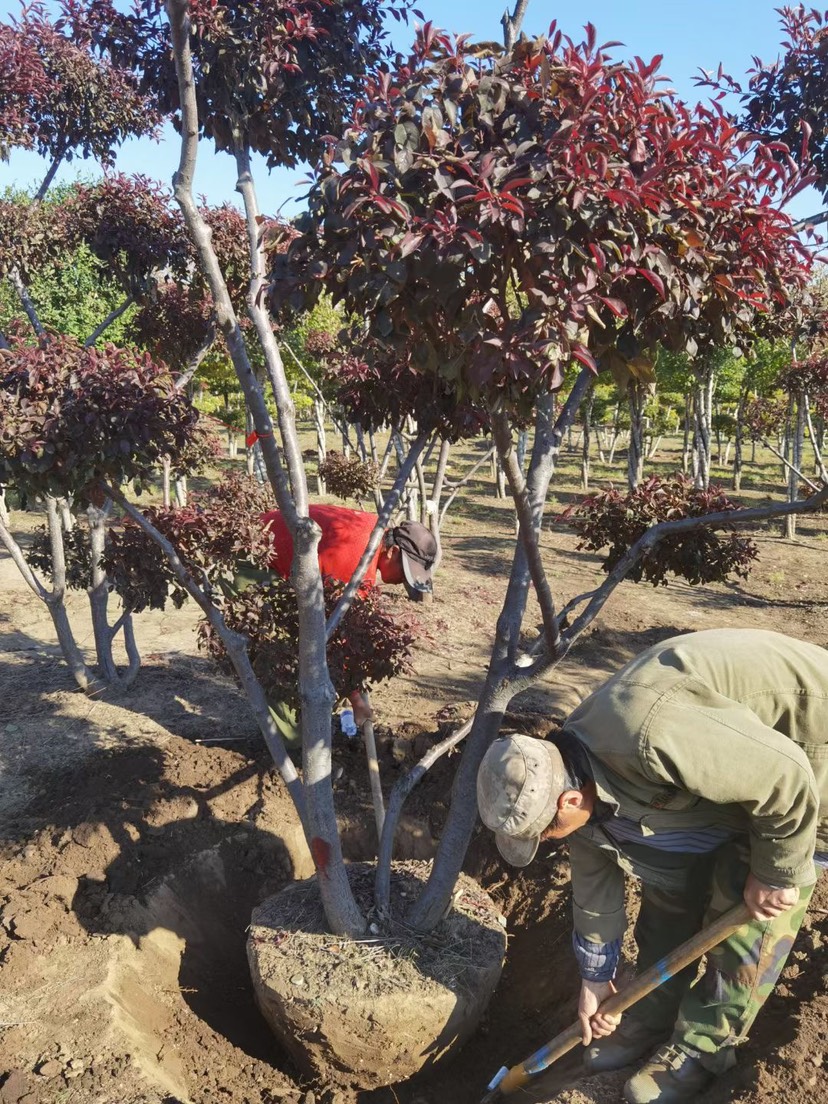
(581, 386, 595, 491)
(627, 382, 646, 490)
(161, 458, 172, 508)
(429, 438, 451, 536)
(607, 402, 622, 465)
(43, 496, 97, 692)
(174, 475, 188, 508)
(87, 502, 140, 691)
(408, 374, 593, 931)
(682, 391, 692, 475)
(692, 362, 715, 490)
(785, 391, 806, 539)
(314, 399, 327, 495)
(732, 389, 746, 491)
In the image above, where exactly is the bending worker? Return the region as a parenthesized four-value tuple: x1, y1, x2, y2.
(262, 503, 437, 600)
(261, 503, 437, 729)
(477, 628, 827, 1104)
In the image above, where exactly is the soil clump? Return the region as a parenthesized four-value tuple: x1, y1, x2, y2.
(249, 863, 507, 1089)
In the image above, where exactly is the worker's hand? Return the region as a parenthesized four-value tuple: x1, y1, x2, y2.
(578, 979, 622, 1046)
(743, 873, 799, 921)
(348, 690, 373, 728)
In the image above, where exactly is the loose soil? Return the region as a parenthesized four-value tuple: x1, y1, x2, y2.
(2, 442, 828, 1104)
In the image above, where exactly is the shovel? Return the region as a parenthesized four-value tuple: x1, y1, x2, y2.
(480, 901, 752, 1103)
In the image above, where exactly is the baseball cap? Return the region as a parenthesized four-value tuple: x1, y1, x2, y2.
(477, 734, 568, 867)
(387, 521, 438, 597)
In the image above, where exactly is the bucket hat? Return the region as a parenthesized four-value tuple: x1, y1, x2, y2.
(477, 734, 567, 866)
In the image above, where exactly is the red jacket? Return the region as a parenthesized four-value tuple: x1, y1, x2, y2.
(262, 504, 382, 586)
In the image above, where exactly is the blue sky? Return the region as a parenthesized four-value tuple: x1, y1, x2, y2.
(0, 0, 822, 222)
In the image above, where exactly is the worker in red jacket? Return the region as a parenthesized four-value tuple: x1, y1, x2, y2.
(261, 503, 438, 599)
(260, 503, 438, 730)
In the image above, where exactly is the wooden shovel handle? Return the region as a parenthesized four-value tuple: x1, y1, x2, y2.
(491, 902, 752, 1097)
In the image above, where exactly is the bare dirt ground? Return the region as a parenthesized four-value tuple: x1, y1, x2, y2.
(1, 440, 827, 1104)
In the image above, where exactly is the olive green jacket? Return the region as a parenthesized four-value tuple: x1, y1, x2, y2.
(562, 629, 828, 944)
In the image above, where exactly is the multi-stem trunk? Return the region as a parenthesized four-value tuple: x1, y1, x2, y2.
(87, 502, 140, 691)
(407, 373, 592, 931)
(165, 0, 363, 937)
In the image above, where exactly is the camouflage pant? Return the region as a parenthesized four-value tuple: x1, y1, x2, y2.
(628, 840, 815, 1073)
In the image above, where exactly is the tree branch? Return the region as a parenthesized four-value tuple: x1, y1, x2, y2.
(282, 339, 353, 446)
(440, 445, 495, 525)
(83, 294, 136, 347)
(9, 269, 44, 336)
(561, 484, 828, 649)
(492, 409, 560, 658)
(794, 209, 828, 232)
(375, 717, 473, 912)
(325, 430, 431, 640)
(164, 0, 295, 525)
(34, 148, 66, 203)
(0, 514, 49, 601)
(233, 136, 308, 515)
(174, 321, 217, 391)
(102, 480, 308, 826)
(501, 0, 531, 50)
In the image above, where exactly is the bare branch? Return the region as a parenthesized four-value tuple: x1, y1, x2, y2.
(84, 294, 136, 347)
(439, 446, 495, 525)
(102, 480, 308, 825)
(501, 0, 530, 50)
(376, 717, 473, 912)
(492, 409, 560, 657)
(0, 514, 49, 601)
(561, 484, 828, 648)
(233, 137, 309, 514)
(762, 436, 820, 492)
(803, 397, 828, 483)
(9, 269, 44, 336)
(164, 0, 295, 524)
(174, 321, 217, 391)
(326, 430, 430, 640)
(282, 340, 353, 446)
(34, 148, 66, 203)
(794, 209, 828, 232)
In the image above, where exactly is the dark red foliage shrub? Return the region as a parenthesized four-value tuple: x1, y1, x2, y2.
(273, 24, 809, 414)
(88, 0, 417, 169)
(742, 396, 788, 440)
(328, 340, 488, 439)
(103, 472, 276, 612)
(0, 333, 199, 501)
(0, 21, 50, 158)
(198, 576, 419, 705)
(563, 474, 759, 586)
(731, 6, 828, 203)
(0, 197, 73, 282)
(200, 203, 251, 307)
(170, 417, 226, 477)
(0, 2, 157, 164)
(130, 283, 215, 372)
(784, 355, 828, 396)
(63, 174, 190, 293)
(318, 450, 379, 502)
(27, 522, 91, 589)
